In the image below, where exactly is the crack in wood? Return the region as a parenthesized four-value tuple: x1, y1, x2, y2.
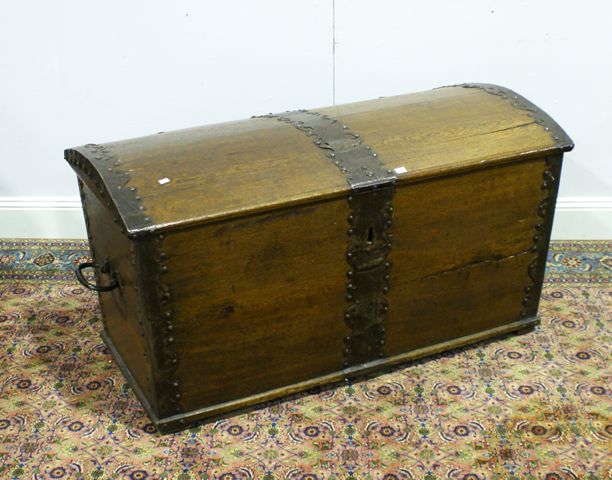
(419, 248, 533, 280)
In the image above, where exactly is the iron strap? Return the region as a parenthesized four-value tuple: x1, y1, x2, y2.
(263, 110, 397, 188)
(260, 110, 396, 367)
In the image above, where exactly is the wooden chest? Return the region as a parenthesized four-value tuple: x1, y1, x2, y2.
(66, 83, 573, 433)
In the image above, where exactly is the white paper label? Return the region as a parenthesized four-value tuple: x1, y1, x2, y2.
(393, 166, 408, 175)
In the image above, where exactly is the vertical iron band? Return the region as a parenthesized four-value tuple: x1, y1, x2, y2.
(520, 154, 563, 319)
(259, 110, 396, 367)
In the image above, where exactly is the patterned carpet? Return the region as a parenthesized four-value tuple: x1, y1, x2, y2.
(0, 240, 610, 480)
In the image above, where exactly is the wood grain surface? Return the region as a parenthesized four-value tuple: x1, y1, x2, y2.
(162, 199, 351, 412)
(386, 159, 545, 354)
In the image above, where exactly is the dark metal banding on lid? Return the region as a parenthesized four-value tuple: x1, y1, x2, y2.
(259, 110, 396, 368)
(458, 83, 574, 152)
(65, 144, 154, 235)
(261, 110, 397, 188)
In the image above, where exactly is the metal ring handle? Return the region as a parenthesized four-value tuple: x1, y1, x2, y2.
(75, 261, 118, 292)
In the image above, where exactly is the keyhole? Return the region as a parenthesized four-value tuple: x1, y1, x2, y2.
(367, 226, 375, 244)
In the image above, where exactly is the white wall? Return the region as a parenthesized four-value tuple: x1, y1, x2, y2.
(1, 0, 610, 238)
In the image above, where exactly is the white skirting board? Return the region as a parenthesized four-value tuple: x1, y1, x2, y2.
(0, 197, 611, 240)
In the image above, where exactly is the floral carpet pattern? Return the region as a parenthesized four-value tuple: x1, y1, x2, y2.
(0, 239, 610, 480)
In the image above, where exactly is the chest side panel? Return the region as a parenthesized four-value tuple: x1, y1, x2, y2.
(79, 183, 155, 409)
(162, 198, 350, 412)
(385, 157, 550, 355)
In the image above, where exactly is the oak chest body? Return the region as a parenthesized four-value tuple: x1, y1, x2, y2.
(66, 84, 573, 433)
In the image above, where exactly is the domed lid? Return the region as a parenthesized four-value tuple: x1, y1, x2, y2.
(65, 83, 572, 237)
